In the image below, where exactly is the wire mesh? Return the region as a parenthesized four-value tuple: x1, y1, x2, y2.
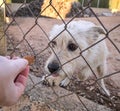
(0, 0, 120, 111)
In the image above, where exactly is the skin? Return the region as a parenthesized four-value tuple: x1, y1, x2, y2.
(0, 56, 29, 106)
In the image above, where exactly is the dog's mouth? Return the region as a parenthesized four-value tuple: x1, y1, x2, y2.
(50, 73, 59, 77)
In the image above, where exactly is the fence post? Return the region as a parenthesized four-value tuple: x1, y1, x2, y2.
(97, 0, 100, 8)
(0, 0, 7, 56)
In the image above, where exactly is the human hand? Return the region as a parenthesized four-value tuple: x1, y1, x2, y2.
(0, 56, 29, 106)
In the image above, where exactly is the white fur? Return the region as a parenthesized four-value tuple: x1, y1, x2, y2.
(43, 20, 110, 96)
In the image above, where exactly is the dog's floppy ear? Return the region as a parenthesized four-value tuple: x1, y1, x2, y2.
(91, 26, 106, 34)
(87, 26, 106, 45)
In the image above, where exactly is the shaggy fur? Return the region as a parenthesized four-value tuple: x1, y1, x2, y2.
(43, 20, 110, 96)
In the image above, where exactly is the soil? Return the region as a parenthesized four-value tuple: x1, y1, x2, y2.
(1, 15, 120, 111)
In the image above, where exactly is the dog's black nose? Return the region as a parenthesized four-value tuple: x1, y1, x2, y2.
(48, 61, 59, 73)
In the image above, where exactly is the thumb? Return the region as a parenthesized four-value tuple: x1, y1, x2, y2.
(10, 58, 28, 77)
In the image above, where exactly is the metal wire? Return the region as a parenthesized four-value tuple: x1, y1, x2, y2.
(0, 0, 120, 110)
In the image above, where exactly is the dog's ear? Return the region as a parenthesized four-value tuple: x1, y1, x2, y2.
(87, 26, 106, 45)
(91, 26, 106, 34)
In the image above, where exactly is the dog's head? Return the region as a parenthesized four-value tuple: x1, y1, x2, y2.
(45, 21, 105, 78)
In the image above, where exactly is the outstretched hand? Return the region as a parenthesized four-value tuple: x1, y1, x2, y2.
(0, 56, 29, 106)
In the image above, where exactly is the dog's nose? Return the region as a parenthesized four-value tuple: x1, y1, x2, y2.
(48, 61, 59, 73)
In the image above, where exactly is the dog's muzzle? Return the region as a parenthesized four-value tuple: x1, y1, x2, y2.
(47, 60, 59, 76)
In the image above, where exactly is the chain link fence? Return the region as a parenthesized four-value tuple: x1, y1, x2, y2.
(0, 0, 120, 111)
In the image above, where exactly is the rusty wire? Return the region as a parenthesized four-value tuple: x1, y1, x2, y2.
(0, 0, 120, 110)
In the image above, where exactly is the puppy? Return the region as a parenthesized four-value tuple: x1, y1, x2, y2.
(43, 20, 110, 96)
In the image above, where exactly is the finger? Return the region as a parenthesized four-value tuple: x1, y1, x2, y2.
(12, 56, 20, 60)
(15, 82, 26, 100)
(15, 75, 27, 88)
(5, 56, 10, 59)
(14, 66, 29, 98)
(11, 58, 28, 77)
(20, 66, 29, 78)
(14, 66, 29, 86)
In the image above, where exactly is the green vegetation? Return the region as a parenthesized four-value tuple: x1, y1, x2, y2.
(79, 0, 109, 8)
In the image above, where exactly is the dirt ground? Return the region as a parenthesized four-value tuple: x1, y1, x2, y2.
(6, 16, 120, 86)
(1, 16, 120, 111)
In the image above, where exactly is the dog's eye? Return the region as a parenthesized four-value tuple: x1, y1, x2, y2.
(50, 41, 56, 48)
(68, 43, 78, 51)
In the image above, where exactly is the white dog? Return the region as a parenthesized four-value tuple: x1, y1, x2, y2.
(43, 20, 110, 96)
